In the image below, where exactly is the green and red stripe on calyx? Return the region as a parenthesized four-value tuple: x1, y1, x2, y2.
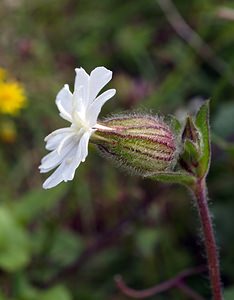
(92, 114, 178, 176)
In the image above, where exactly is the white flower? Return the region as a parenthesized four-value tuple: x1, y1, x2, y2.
(39, 67, 116, 189)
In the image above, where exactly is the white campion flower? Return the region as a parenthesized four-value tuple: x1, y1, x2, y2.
(39, 67, 116, 189)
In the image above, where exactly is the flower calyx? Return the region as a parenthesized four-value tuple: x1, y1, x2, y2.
(92, 113, 178, 177)
(179, 101, 211, 180)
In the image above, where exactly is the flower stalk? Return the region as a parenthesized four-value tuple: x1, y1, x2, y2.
(179, 101, 223, 299)
(192, 178, 223, 300)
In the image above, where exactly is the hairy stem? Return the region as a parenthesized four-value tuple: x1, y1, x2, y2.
(193, 178, 223, 300)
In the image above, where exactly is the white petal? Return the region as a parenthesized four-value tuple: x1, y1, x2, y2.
(39, 150, 60, 172)
(43, 131, 92, 188)
(61, 131, 92, 181)
(45, 128, 72, 142)
(42, 137, 83, 189)
(86, 89, 116, 126)
(89, 67, 113, 102)
(42, 162, 67, 189)
(74, 68, 89, 102)
(45, 127, 73, 151)
(61, 147, 82, 182)
(79, 130, 92, 162)
(39, 135, 76, 172)
(40, 66, 116, 189)
(57, 132, 76, 155)
(72, 86, 87, 117)
(56, 85, 73, 122)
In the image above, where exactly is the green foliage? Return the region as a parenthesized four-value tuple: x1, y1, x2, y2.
(195, 101, 211, 178)
(12, 186, 68, 224)
(8, 278, 72, 300)
(168, 114, 182, 137)
(147, 171, 196, 186)
(0, 207, 30, 272)
(49, 229, 84, 266)
(174, 101, 212, 183)
(135, 228, 161, 257)
(183, 139, 200, 164)
(36, 286, 71, 300)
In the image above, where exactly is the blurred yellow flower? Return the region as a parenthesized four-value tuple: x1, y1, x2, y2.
(0, 120, 16, 143)
(0, 80, 27, 115)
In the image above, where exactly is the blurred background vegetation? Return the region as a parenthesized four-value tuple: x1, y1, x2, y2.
(0, 0, 234, 299)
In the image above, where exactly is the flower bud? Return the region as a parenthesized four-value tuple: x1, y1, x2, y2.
(92, 114, 178, 176)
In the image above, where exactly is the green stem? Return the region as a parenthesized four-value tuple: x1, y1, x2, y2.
(193, 178, 223, 300)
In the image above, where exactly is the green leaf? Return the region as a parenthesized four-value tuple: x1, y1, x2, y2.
(166, 114, 182, 136)
(11, 276, 72, 300)
(13, 276, 39, 300)
(135, 228, 161, 257)
(11, 185, 68, 224)
(184, 139, 200, 161)
(146, 171, 196, 187)
(0, 207, 31, 272)
(49, 229, 84, 266)
(0, 293, 6, 300)
(38, 286, 71, 300)
(180, 140, 201, 175)
(195, 100, 211, 178)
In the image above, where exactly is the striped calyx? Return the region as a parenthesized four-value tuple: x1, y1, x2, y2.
(91, 114, 178, 176)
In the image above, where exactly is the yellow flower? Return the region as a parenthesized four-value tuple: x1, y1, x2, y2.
(0, 120, 16, 143)
(0, 81, 27, 115)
